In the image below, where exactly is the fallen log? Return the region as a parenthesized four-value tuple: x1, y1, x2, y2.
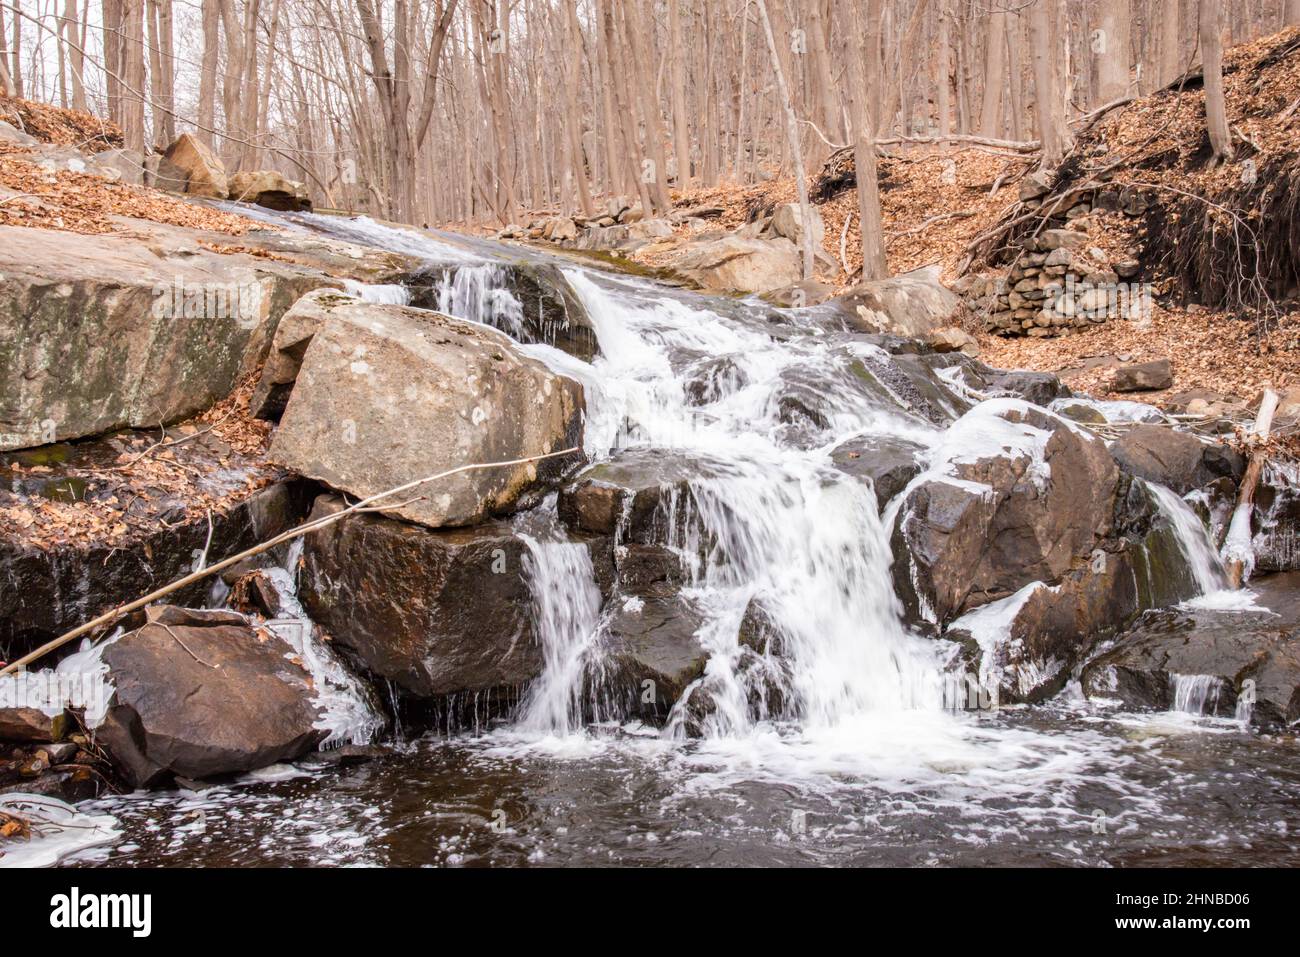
(1223, 388, 1279, 588)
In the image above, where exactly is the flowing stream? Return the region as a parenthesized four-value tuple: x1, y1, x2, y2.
(54, 214, 1300, 867)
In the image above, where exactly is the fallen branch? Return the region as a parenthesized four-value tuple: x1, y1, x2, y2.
(0, 447, 581, 678)
(887, 209, 975, 241)
(876, 132, 1041, 153)
(1223, 389, 1278, 589)
(110, 407, 236, 473)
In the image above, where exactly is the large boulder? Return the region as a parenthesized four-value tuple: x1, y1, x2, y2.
(96, 607, 325, 787)
(892, 400, 1118, 625)
(0, 225, 327, 451)
(983, 369, 1073, 407)
(158, 132, 228, 199)
(86, 148, 145, 185)
(262, 290, 586, 529)
(228, 170, 312, 212)
(1109, 424, 1244, 495)
(1081, 592, 1300, 728)
(769, 203, 825, 247)
(1113, 358, 1174, 392)
(944, 510, 1200, 705)
(670, 236, 801, 293)
(298, 495, 544, 697)
(830, 266, 966, 337)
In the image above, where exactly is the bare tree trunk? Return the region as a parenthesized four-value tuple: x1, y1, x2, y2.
(197, 0, 219, 146)
(936, 2, 951, 140)
(599, 0, 652, 214)
(842, 0, 887, 281)
(755, 0, 813, 280)
(620, 0, 671, 213)
(59, 0, 84, 110)
(1287, 0, 1300, 26)
(1199, 0, 1232, 161)
(593, 0, 623, 196)
(668, 0, 691, 184)
(120, 0, 147, 152)
(561, 0, 594, 216)
(1096, 0, 1132, 105)
(9, 0, 21, 99)
(979, 7, 1007, 137)
(147, 0, 175, 146)
(1031, 0, 1068, 164)
(1159, 0, 1182, 85)
(879, 0, 933, 140)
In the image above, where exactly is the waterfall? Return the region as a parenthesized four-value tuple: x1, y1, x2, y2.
(1170, 673, 1223, 715)
(435, 264, 526, 339)
(516, 533, 604, 735)
(526, 268, 948, 736)
(1147, 483, 1227, 595)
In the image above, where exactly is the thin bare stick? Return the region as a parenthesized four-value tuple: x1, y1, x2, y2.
(0, 447, 580, 678)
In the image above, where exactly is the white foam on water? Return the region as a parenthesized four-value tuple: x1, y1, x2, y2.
(0, 795, 120, 868)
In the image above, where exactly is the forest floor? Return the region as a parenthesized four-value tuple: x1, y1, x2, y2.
(480, 27, 1300, 407)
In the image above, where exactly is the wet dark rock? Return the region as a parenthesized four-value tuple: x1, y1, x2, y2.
(97, 606, 325, 788)
(683, 355, 748, 405)
(228, 569, 286, 619)
(984, 370, 1073, 407)
(892, 403, 1119, 625)
(1081, 580, 1300, 728)
(558, 450, 726, 546)
(830, 434, 925, 510)
(0, 479, 313, 663)
(593, 584, 709, 720)
(614, 543, 688, 589)
(409, 261, 600, 362)
(1110, 424, 1245, 495)
(0, 763, 103, 802)
(299, 495, 540, 698)
(1254, 464, 1300, 573)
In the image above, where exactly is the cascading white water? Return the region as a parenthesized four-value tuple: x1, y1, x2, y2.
(283, 215, 1248, 768)
(343, 279, 412, 306)
(436, 264, 526, 340)
(511, 267, 951, 737)
(1147, 483, 1227, 595)
(1170, 673, 1223, 714)
(516, 532, 605, 735)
